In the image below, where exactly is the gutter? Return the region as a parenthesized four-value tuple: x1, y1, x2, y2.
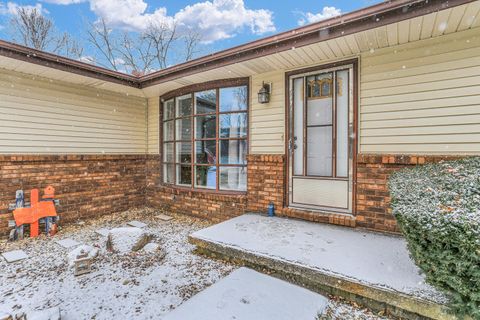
(0, 0, 475, 89)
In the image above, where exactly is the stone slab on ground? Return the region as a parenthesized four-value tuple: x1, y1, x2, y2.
(1, 250, 28, 263)
(163, 267, 328, 320)
(55, 238, 80, 248)
(155, 214, 173, 221)
(107, 227, 150, 253)
(127, 220, 147, 228)
(190, 214, 453, 320)
(95, 228, 110, 237)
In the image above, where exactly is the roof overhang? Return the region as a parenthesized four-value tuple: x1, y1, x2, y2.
(0, 0, 477, 97)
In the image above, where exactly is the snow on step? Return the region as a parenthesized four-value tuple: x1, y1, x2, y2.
(190, 214, 441, 300)
(2, 250, 28, 263)
(55, 238, 80, 248)
(127, 220, 147, 228)
(163, 267, 328, 320)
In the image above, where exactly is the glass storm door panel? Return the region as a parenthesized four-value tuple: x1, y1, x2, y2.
(289, 65, 354, 213)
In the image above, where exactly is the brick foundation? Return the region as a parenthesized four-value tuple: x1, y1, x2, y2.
(1, 152, 466, 237)
(146, 155, 247, 222)
(0, 155, 146, 237)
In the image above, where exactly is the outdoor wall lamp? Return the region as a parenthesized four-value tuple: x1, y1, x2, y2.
(257, 81, 272, 104)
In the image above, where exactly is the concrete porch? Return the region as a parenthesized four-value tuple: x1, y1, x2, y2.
(189, 214, 453, 320)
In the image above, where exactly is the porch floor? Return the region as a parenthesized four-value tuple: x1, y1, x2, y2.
(189, 214, 452, 320)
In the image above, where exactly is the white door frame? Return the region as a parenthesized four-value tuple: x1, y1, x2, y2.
(286, 60, 357, 214)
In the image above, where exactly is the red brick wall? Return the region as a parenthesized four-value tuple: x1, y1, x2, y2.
(246, 154, 285, 213)
(2, 152, 465, 237)
(146, 155, 247, 222)
(246, 154, 356, 228)
(356, 154, 462, 233)
(0, 155, 146, 237)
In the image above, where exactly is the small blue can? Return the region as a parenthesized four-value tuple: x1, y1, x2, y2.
(267, 202, 275, 217)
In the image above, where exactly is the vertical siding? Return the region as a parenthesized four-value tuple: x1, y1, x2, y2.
(0, 69, 147, 154)
(360, 28, 480, 154)
(250, 71, 286, 154)
(147, 97, 160, 154)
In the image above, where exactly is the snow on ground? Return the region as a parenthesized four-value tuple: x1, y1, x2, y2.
(0, 208, 234, 319)
(191, 214, 446, 303)
(319, 296, 392, 320)
(163, 267, 328, 320)
(1, 209, 398, 320)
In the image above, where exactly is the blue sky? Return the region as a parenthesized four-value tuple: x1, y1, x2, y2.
(0, 0, 382, 71)
(0, 0, 382, 49)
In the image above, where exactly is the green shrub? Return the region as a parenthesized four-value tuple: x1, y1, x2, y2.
(389, 157, 480, 319)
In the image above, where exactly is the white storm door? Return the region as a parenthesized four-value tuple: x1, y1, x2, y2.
(289, 65, 354, 213)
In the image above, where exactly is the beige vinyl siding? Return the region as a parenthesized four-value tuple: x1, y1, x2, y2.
(0, 69, 147, 154)
(360, 27, 480, 154)
(250, 71, 285, 154)
(147, 97, 160, 154)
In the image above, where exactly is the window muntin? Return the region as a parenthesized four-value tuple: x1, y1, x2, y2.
(162, 85, 248, 192)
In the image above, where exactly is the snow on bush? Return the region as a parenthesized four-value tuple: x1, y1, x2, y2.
(389, 157, 480, 319)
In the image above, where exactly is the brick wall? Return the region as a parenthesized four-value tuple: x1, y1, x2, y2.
(2, 152, 466, 237)
(356, 154, 462, 233)
(0, 155, 146, 237)
(146, 155, 247, 222)
(246, 154, 356, 228)
(246, 154, 285, 213)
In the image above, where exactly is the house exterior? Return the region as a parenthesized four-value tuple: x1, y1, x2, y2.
(1, 0, 479, 237)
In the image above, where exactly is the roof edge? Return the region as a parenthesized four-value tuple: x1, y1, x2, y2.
(0, 0, 475, 89)
(139, 0, 475, 88)
(0, 40, 141, 87)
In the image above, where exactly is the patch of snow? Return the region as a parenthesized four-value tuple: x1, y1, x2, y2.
(163, 267, 328, 320)
(55, 238, 80, 249)
(1, 250, 28, 263)
(0, 309, 12, 320)
(27, 307, 61, 320)
(95, 228, 110, 237)
(191, 214, 445, 303)
(141, 243, 160, 253)
(107, 227, 150, 254)
(0, 209, 233, 319)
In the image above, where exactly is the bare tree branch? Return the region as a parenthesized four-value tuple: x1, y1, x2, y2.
(9, 7, 85, 60)
(143, 21, 178, 69)
(85, 18, 119, 71)
(116, 32, 156, 75)
(10, 8, 54, 51)
(182, 29, 202, 62)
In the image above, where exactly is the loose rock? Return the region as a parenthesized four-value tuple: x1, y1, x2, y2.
(106, 227, 151, 253)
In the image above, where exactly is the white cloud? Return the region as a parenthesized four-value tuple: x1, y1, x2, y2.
(42, 0, 86, 4)
(113, 57, 125, 65)
(43, 0, 275, 43)
(0, 2, 47, 15)
(88, 0, 173, 32)
(78, 55, 95, 63)
(298, 6, 341, 26)
(174, 0, 275, 43)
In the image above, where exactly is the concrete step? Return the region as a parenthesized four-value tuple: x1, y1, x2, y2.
(189, 214, 455, 320)
(163, 267, 329, 320)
